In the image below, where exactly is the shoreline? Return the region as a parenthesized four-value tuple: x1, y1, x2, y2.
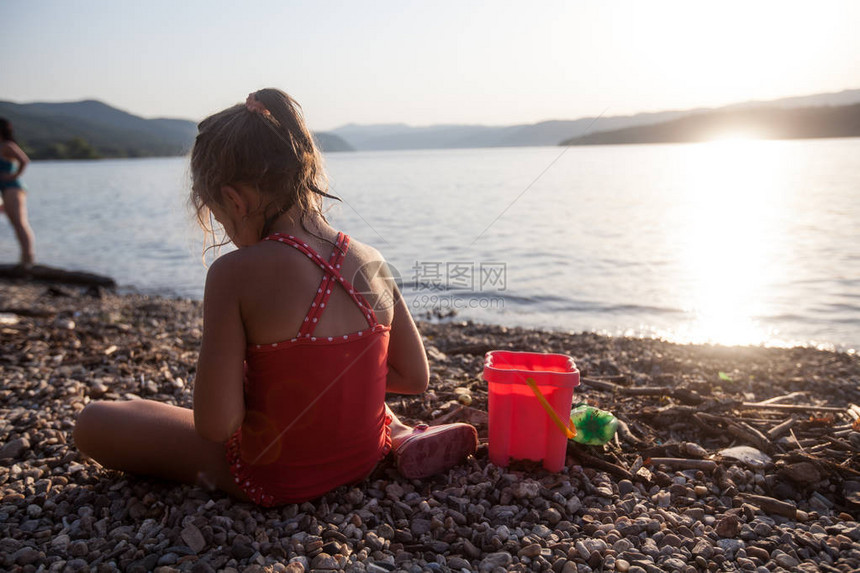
(103, 283, 859, 357)
(1, 281, 859, 572)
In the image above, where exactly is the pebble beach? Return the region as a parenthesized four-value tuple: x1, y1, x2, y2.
(1, 281, 859, 573)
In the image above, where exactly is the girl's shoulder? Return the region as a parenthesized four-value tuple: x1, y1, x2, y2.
(344, 235, 387, 266)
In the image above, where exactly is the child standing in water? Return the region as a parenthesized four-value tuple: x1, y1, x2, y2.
(74, 89, 477, 505)
(0, 118, 36, 267)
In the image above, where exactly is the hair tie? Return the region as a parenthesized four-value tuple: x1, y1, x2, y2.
(245, 94, 271, 117)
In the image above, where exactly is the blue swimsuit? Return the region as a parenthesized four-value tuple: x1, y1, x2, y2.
(0, 156, 24, 192)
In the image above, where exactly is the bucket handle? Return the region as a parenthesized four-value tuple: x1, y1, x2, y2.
(526, 377, 577, 439)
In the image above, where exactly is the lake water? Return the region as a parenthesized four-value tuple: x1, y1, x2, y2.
(2, 138, 858, 351)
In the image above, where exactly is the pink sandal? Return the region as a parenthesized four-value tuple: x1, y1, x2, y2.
(394, 423, 478, 479)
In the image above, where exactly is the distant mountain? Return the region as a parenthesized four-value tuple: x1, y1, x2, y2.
(723, 88, 860, 111)
(0, 99, 353, 159)
(560, 102, 860, 146)
(0, 100, 197, 159)
(331, 88, 860, 151)
(3, 88, 859, 158)
(329, 112, 695, 151)
(313, 132, 354, 152)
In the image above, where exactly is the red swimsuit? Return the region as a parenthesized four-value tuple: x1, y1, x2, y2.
(225, 232, 392, 506)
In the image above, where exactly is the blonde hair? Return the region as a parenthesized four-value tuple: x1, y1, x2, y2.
(190, 88, 337, 247)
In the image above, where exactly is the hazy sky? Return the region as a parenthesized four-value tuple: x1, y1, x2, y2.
(3, 0, 859, 131)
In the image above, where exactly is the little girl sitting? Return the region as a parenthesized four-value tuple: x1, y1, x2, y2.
(74, 88, 478, 506)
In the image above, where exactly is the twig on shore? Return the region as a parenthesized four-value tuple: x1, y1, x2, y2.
(580, 377, 620, 393)
(620, 386, 670, 396)
(737, 493, 798, 519)
(569, 445, 635, 482)
(766, 417, 797, 440)
(790, 428, 805, 453)
(615, 417, 645, 446)
(647, 457, 717, 472)
(754, 391, 808, 405)
(740, 402, 845, 413)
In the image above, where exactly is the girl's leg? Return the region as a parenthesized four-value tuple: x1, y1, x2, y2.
(2, 189, 35, 265)
(386, 403, 415, 446)
(385, 404, 477, 479)
(74, 400, 248, 500)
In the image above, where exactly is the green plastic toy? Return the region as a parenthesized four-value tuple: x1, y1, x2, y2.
(569, 403, 618, 445)
(525, 378, 618, 445)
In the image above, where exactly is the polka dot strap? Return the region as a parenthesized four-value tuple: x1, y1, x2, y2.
(298, 232, 348, 337)
(263, 233, 379, 337)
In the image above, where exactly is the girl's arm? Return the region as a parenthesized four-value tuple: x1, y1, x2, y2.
(193, 255, 247, 442)
(385, 288, 430, 394)
(3, 142, 30, 179)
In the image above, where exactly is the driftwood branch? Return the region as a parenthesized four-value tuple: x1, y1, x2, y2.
(0, 264, 115, 288)
(694, 412, 773, 453)
(445, 343, 496, 356)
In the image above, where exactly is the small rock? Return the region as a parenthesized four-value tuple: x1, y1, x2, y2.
(661, 557, 687, 571)
(618, 480, 634, 496)
(715, 515, 740, 538)
(513, 480, 541, 499)
(448, 557, 471, 569)
(365, 531, 384, 551)
(779, 462, 821, 485)
(462, 539, 481, 559)
(13, 547, 39, 565)
(310, 553, 339, 569)
(717, 538, 743, 557)
(231, 539, 254, 559)
(0, 437, 30, 460)
(411, 518, 431, 536)
(377, 523, 395, 539)
(480, 552, 512, 571)
(157, 553, 179, 566)
(518, 543, 542, 558)
(653, 492, 671, 507)
(69, 540, 88, 557)
(88, 379, 109, 397)
(66, 558, 89, 571)
(543, 507, 562, 525)
(772, 550, 798, 569)
(182, 524, 207, 553)
(745, 546, 770, 562)
(692, 541, 713, 559)
(718, 446, 771, 469)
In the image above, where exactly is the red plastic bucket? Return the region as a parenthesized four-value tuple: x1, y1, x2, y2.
(483, 350, 580, 472)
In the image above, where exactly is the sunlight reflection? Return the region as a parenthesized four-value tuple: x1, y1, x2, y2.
(707, 131, 762, 143)
(672, 140, 787, 346)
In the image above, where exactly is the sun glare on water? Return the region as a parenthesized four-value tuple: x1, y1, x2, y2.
(669, 139, 788, 346)
(707, 131, 763, 143)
